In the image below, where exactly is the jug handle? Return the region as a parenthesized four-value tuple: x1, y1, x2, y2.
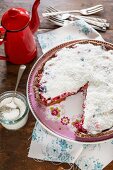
(0, 26, 7, 60)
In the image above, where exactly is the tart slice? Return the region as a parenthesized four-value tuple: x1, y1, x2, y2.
(83, 84, 113, 133)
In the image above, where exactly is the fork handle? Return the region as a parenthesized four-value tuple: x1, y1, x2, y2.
(78, 17, 109, 28)
(80, 16, 107, 23)
(90, 24, 106, 31)
(42, 10, 80, 17)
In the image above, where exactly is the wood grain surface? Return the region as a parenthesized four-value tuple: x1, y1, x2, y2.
(0, 0, 113, 170)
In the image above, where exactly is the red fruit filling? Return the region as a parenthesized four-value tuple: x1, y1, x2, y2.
(73, 116, 87, 133)
(36, 69, 89, 106)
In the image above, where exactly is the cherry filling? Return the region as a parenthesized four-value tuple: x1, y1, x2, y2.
(37, 70, 89, 108)
(73, 116, 87, 133)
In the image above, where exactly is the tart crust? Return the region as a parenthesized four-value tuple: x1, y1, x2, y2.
(76, 129, 113, 142)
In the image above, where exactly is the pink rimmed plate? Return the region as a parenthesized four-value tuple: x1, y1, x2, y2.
(27, 39, 113, 143)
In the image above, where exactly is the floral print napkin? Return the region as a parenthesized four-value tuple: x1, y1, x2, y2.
(37, 19, 103, 53)
(28, 20, 113, 170)
(29, 121, 83, 164)
(29, 122, 113, 169)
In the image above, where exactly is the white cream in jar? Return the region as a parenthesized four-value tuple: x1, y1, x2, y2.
(0, 92, 29, 130)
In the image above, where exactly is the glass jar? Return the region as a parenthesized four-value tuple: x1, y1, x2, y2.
(0, 91, 29, 130)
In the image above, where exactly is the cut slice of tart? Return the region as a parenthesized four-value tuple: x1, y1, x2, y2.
(83, 84, 113, 133)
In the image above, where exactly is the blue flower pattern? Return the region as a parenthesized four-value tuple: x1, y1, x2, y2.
(83, 144, 101, 151)
(31, 122, 113, 169)
(32, 122, 74, 163)
(42, 137, 74, 162)
(32, 122, 48, 141)
(32, 128, 37, 141)
(72, 20, 92, 35)
(59, 139, 68, 151)
(76, 157, 103, 170)
(93, 162, 103, 170)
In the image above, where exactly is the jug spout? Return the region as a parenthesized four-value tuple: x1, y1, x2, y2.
(29, 0, 40, 34)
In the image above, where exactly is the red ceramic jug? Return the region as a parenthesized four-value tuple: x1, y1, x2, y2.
(0, 0, 40, 64)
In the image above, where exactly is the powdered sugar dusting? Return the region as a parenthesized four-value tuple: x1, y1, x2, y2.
(39, 43, 113, 134)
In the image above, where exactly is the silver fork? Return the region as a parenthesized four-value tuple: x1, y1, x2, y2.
(43, 4, 103, 17)
(46, 6, 107, 31)
(47, 6, 109, 27)
(47, 6, 108, 23)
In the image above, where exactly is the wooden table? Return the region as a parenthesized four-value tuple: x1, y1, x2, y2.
(0, 0, 113, 170)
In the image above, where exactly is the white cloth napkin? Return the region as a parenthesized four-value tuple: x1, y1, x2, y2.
(28, 20, 113, 170)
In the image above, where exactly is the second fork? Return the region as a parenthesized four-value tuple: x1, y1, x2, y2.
(46, 6, 108, 31)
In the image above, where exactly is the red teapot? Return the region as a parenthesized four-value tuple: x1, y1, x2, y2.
(0, 0, 40, 64)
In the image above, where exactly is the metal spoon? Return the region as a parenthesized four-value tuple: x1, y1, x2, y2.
(12, 65, 26, 99)
(0, 65, 26, 120)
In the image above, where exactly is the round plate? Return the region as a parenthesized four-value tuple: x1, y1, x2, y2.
(27, 39, 113, 143)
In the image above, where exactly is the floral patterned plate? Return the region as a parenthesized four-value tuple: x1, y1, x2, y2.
(27, 39, 113, 143)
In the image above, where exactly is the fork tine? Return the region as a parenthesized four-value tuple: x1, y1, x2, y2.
(46, 6, 63, 21)
(48, 18, 64, 26)
(87, 7, 103, 14)
(49, 15, 65, 23)
(87, 6, 103, 13)
(46, 6, 57, 12)
(87, 4, 103, 11)
(46, 6, 65, 26)
(46, 7, 54, 12)
(49, 17, 64, 23)
(48, 6, 57, 12)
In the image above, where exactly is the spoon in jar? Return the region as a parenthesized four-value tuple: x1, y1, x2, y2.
(0, 65, 26, 121)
